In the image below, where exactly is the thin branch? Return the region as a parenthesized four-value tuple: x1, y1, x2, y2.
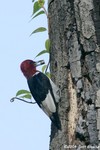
(42, 4, 50, 35)
(42, 5, 48, 18)
(10, 97, 36, 104)
(45, 58, 50, 74)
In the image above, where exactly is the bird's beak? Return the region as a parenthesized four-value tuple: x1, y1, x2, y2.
(35, 60, 45, 67)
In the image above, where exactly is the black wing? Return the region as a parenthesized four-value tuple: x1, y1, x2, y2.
(27, 72, 55, 107)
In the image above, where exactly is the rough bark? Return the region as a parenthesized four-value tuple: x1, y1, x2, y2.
(48, 0, 100, 149)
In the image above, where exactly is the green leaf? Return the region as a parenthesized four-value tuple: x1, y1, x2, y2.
(21, 94, 32, 99)
(32, 0, 35, 2)
(36, 49, 49, 57)
(31, 10, 45, 20)
(45, 72, 51, 78)
(45, 39, 50, 52)
(42, 65, 47, 73)
(30, 27, 47, 35)
(16, 90, 30, 96)
(33, 1, 41, 15)
(38, 0, 45, 7)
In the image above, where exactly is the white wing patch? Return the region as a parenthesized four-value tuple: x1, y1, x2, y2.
(49, 79, 60, 103)
(40, 90, 56, 117)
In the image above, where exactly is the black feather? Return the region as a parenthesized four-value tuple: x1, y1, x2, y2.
(27, 72, 61, 130)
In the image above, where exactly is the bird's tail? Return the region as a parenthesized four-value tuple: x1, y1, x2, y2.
(50, 112, 61, 130)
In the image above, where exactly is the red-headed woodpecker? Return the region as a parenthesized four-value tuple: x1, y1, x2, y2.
(20, 59, 61, 130)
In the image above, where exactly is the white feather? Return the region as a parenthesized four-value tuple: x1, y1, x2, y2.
(49, 79, 60, 103)
(40, 90, 56, 117)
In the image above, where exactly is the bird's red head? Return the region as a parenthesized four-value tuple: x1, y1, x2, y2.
(20, 59, 45, 79)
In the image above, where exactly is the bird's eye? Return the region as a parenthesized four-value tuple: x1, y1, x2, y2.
(29, 61, 33, 64)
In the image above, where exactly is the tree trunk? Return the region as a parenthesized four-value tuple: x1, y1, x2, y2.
(48, 0, 100, 149)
